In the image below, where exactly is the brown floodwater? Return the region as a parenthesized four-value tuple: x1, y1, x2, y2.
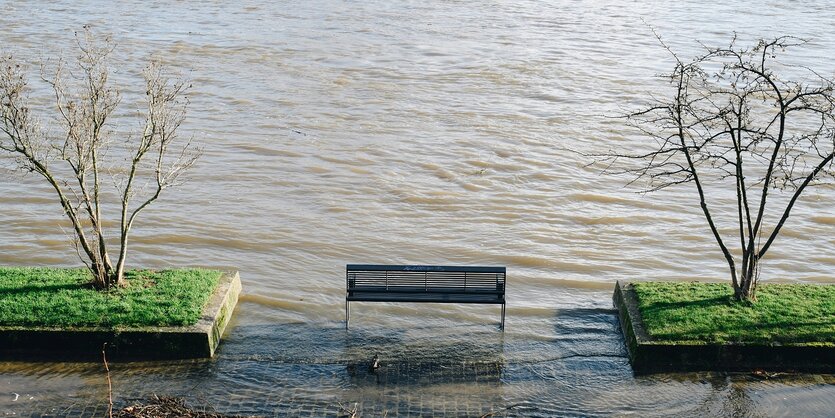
(1, 0, 834, 416)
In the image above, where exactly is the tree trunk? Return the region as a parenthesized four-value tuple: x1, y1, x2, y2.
(733, 282, 751, 301)
(733, 255, 759, 302)
(90, 257, 124, 290)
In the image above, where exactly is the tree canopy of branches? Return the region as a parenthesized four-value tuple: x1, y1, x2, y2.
(610, 36, 835, 301)
(0, 29, 198, 289)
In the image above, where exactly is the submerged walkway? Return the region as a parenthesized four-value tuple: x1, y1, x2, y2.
(3, 307, 835, 417)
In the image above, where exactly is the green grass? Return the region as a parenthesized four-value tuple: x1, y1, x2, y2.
(633, 282, 835, 345)
(0, 267, 223, 328)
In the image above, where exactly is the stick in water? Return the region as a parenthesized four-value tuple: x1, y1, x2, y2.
(103, 343, 113, 418)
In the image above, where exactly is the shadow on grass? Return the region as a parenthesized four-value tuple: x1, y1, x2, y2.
(0, 282, 92, 296)
(640, 295, 735, 313)
(641, 294, 835, 344)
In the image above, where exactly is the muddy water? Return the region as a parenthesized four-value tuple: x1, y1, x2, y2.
(1, 0, 834, 416)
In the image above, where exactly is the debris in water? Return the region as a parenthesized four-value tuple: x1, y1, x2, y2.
(115, 395, 258, 418)
(369, 353, 380, 372)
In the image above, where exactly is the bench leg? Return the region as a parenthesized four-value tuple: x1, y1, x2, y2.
(346, 300, 350, 329)
(500, 303, 506, 331)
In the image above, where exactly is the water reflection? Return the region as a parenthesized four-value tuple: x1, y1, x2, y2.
(345, 361, 504, 387)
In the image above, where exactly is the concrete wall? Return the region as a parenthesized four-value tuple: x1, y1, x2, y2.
(0, 271, 242, 361)
(613, 281, 835, 374)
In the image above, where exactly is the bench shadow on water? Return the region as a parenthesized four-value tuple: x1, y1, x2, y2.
(3, 308, 835, 417)
(180, 322, 512, 416)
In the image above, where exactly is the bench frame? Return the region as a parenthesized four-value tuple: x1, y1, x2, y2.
(345, 264, 506, 330)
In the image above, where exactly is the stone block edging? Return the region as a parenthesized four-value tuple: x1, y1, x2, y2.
(613, 280, 835, 373)
(0, 271, 241, 361)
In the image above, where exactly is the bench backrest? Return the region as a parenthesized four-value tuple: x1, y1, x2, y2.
(346, 264, 506, 293)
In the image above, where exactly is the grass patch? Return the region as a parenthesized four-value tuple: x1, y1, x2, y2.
(633, 282, 835, 345)
(0, 267, 222, 328)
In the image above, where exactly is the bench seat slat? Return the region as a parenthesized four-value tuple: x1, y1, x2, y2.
(348, 292, 503, 303)
(348, 286, 504, 294)
(349, 280, 504, 288)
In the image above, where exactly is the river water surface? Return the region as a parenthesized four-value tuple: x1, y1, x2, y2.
(1, 1, 834, 416)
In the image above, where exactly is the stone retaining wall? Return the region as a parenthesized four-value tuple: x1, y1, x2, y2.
(0, 271, 241, 360)
(613, 281, 835, 373)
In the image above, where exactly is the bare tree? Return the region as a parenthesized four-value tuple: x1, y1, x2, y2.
(604, 35, 835, 301)
(0, 28, 198, 289)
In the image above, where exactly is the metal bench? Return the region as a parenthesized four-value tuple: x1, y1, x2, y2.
(345, 264, 506, 330)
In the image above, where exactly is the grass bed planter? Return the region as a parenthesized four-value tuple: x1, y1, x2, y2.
(0, 267, 241, 361)
(613, 281, 835, 373)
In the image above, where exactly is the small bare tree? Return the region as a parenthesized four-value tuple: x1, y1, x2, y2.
(605, 35, 835, 301)
(0, 29, 198, 289)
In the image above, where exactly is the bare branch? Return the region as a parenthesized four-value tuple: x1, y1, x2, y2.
(0, 29, 198, 290)
(600, 32, 835, 300)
